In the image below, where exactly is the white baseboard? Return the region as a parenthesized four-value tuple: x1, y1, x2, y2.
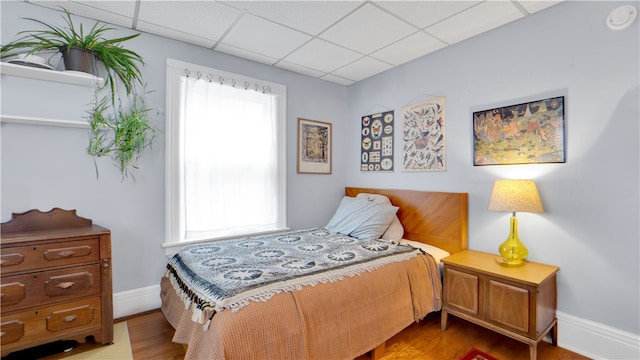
(557, 311, 640, 359)
(113, 284, 161, 319)
(112, 286, 639, 359)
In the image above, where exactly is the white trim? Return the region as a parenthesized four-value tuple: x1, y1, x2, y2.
(162, 227, 290, 256)
(113, 284, 161, 319)
(557, 311, 640, 359)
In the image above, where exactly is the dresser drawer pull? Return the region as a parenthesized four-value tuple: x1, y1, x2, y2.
(62, 315, 78, 323)
(57, 281, 75, 290)
(0, 253, 25, 267)
(44, 245, 93, 260)
(58, 250, 76, 258)
(0, 331, 5, 337)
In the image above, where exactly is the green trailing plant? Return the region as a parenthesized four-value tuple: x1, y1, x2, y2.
(0, 7, 143, 99)
(89, 93, 157, 179)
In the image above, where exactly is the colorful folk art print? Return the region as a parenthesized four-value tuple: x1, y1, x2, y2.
(401, 96, 446, 171)
(297, 118, 332, 174)
(473, 96, 565, 165)
(361, 111, 394, 172)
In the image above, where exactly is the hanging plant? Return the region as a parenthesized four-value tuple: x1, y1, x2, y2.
(88, 93, 157, 179)
(1, 7, 157, 180)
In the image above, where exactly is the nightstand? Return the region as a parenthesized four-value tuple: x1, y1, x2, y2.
(441, 250, 559, 360)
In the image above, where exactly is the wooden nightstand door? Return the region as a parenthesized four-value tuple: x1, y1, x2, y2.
(444, 268, 482, 317)
(487, 279, 529, 333)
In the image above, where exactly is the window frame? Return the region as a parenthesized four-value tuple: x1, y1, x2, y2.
(163, 58, 287, 254)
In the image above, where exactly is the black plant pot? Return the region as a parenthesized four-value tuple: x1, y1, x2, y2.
(60, 46, 98, 75)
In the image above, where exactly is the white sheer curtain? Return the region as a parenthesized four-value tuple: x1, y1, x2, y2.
(180, 77, 278, 240)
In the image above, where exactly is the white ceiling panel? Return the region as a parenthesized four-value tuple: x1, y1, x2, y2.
(332, 56, 393, 82)
(246, 1, 363, 35)
(426, 1, 525, 45)
(517, 0, 564, 14)
(275, 61, 326, 79)
(27, 0, 136, 28)
(137, 1, 240, 43)
(319, 3, 418, 55)
(215, 43, 279, 66)
(282, 38, 362, 73)
(320, 73, 354, 86)
(371, 31, 447, 66)
(220, 13, 312, 59)
(23, 0, 564, 86)
(373, 1, 478, 29)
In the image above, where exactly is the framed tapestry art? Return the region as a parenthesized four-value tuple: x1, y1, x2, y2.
(298, 118, 332, 174)
(473, 96, 565, 165)
(361, 110, 394, 172)
(401, 96, 446, 171)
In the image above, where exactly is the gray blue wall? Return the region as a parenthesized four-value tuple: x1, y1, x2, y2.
(2, 0, 638, 356)
(347, 0, 639, 337)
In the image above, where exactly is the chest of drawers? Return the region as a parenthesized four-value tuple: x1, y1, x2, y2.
(0, 208, 112, 357)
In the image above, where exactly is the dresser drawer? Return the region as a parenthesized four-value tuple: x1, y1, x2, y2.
(1, 264, 101, 313)
(0, 297, 101, 352)
(0, 238, 99, 274)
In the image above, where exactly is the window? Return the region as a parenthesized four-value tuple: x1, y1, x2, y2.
(165, 59, 287, 251)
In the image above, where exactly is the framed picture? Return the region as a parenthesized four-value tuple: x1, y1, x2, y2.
(361, 110, 394, 172)
(401, 96, 446, 171)
(297, 118, 332, 174)
(473, 96, 565, 166)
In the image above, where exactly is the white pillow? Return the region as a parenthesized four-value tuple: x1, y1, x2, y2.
(356, 193, 404, 242)
(400, 239, 451, 265)
(326, 196, 399, 241)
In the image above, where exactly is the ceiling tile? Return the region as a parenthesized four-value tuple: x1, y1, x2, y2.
(332, 56, 393, 82)
(373, 0, 479, 29)
(282, 38, 362, 73)
(275, 61, 326, 78)
(426, 1, 525, 45)
(320, 73, 355, 86)
(246, 1, 364, 35)
(137, 0, 241, 43)
(371, 31, 447, 66)
(27, 0, 136, 28)
(319, 3, 417, 54)
(220, 13, 312, 59)
(215, 43, 279, 66)
(517, 0, 565, 14)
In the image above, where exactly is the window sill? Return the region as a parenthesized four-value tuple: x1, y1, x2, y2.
(162, 227, 291, 256)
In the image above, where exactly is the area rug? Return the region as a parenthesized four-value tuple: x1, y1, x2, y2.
(66, 321, 133, 359)
(458, 347, 499, 360)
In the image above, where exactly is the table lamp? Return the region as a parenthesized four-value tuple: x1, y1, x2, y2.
(488, 179, 544, 265)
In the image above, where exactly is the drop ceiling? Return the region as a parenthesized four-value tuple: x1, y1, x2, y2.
(26, 0, 563, 86)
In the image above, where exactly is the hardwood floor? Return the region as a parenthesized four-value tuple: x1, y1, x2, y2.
(7, 309, 590, 360)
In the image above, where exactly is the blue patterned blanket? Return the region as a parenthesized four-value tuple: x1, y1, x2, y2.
(165, 228, 421, 327)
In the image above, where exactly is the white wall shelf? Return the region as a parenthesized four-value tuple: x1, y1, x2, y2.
(0, 62, 104, 87)
(0, 114, 90, 129)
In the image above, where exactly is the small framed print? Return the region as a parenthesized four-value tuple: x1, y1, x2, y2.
(297, 118, 332, 174)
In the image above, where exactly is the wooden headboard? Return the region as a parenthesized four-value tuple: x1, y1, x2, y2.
(345, 187, 468, 254)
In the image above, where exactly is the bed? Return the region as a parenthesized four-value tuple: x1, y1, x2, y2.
(161, 187, 468, 360)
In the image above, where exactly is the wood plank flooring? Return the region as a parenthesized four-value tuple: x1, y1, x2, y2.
(14, 309, 590, 360)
